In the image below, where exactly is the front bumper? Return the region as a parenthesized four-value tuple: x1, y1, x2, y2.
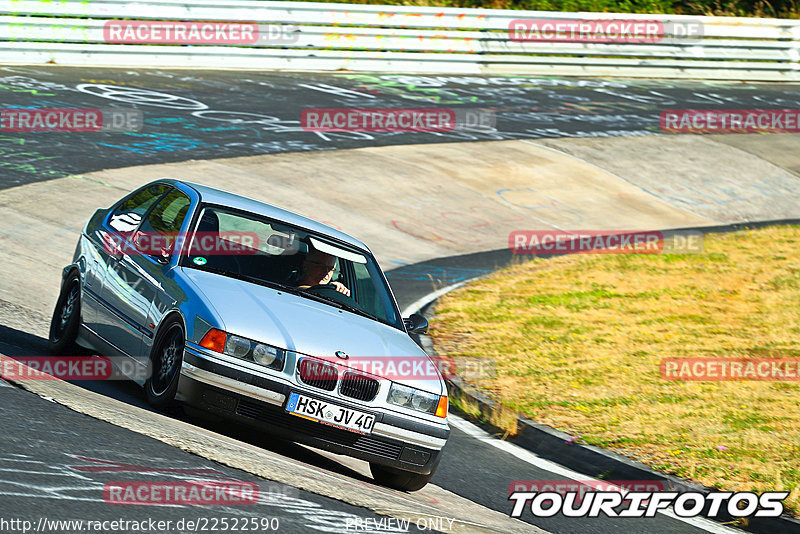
(178, 348, 448, 474)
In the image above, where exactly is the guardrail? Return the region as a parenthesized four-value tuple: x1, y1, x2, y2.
(1, 0, 799, 80)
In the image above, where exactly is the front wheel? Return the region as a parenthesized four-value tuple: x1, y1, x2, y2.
(144, 319, 184, 410)
(48, 272, 81, 354)
(369, 463, 436, 492)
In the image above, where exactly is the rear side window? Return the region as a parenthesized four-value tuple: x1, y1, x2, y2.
(108, 183, 170, 233)
(139, 189, 192, 235)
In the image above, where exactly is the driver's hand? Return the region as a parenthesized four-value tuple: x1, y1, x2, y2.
(331, 281, 350, 297)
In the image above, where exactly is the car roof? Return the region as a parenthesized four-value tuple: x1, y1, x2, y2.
(172, 180, 370, 253)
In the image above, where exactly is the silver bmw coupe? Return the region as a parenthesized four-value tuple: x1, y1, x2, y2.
(49, 179, 449, 491)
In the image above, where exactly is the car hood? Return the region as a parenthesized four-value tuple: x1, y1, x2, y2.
(182, 268, 443, 394)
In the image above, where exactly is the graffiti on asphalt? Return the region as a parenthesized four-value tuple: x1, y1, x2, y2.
(1, 68, 799, 189)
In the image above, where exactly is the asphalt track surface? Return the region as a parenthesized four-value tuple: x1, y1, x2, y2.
(0, 371, 422, 534)
(2, 66, 796, 533)
(1, 65, 799, 190)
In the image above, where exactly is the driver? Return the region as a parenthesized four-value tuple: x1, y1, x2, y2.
(297, 249, 350, 296)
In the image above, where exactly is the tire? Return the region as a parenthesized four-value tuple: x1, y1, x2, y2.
(144, 318, 184, 410)
(369, 462, 436, 492)
(48, 272, 81, 354)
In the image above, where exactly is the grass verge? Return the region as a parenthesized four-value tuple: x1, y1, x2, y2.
(429, 225, 800, 514)
(307, 0, 800, 18)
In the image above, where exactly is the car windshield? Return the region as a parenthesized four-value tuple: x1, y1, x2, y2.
(179, 205, 402, 330)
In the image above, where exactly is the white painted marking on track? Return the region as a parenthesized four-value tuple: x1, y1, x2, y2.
(449, 415, 740, 533)
(0, 468, 80, 476)
(401, 278, 483, 319)
(0, 491, 99, 503)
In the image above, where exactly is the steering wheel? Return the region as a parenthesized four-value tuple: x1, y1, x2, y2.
(304, 283, 355, 303)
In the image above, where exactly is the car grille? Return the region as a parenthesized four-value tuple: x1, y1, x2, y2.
(339, 371, 380, 402)
(298, 358, 338, 391)
(235, 399, 402, 460)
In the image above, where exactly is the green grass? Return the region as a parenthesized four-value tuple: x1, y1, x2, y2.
(431, 225, 800, 514)
(302, 0, 800, 18)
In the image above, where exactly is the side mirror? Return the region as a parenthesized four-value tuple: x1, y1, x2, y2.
(403, 313, 428, 335)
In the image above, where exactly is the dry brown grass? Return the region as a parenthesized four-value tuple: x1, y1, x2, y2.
(430, 225, 800, 513)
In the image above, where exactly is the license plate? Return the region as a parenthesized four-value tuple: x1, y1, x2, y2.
(286, 392, 375, 435)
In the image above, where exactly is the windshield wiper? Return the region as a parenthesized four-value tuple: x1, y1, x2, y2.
(188, 264, 322, 299)
(280, 285, 346, 308)
(193, 265, 286, 291)
(303, 292, 380, 321)
(339, 302, 379, 321)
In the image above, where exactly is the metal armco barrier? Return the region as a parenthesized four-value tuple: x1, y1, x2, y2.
(1, 0, 799, 80)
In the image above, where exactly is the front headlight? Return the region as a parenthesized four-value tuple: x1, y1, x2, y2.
(226, 335, 284, 370)
(252, 343, 280, 367)
(225, 335, 251, 358)
(387, 383, 445, 417)
(388, 383, 413, 406)
(201, 328, 284, 371)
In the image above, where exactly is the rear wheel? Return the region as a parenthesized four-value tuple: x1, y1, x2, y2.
(48, 272, 81, 354)
(144, 319, 184, 410)
(369, 462, 436, 492)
